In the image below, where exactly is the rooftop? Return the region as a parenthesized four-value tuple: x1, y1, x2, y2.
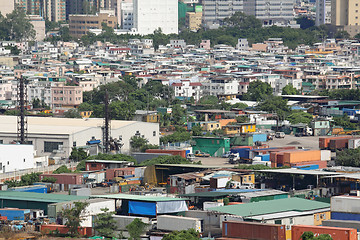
(91, 193, 187, 202)
(0, 191, 88, 203)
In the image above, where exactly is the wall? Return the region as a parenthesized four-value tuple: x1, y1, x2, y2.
(0, 145, 34, 173)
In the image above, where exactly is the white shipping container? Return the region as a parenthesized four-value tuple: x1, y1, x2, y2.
(321, 150, 331, 161)
(217, 177, 231, 188)
(331, 196, 360, 214)
(203, 201, 224, 211)
(348, 139, 360, 149)
(112, 215, 150, 230)
(157, 215, 203, 233)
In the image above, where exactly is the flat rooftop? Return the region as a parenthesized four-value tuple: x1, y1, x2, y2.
(92, 193, 187, 202)
(0, 191, 88, 203)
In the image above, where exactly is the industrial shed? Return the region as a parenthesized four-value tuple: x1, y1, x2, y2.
(0, 191, 88, 214)
(92, 194, 188, 216)
(0, 116, 159, 158)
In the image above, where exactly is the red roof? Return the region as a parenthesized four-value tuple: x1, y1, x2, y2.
(172, 83, 182, 87)
(190, 82, 202, 86)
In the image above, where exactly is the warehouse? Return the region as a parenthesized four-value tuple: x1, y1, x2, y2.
(210, 198, 331, 226)
(0, 116, 159, 158)
(0, 191, 88, 214)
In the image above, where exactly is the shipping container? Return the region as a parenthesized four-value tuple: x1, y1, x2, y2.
(290, 160, 328, 169)
(145, 149, 187, 158)
(331, 212, 360, 221)
(283, 150, 321, 164)
(329, 138, 351, 151)
(291, 225, 357, 240)
(319, 136, 353, 149)
(203, 202, 224, 211)
(222, 221, 286, 240)
(0, 208, 30, 221)
(157, 215, 203, 233)
(331, 196, 360, 214)
(40, 173, 83, 185)
(252, 134, 267, 143)
(106, 168, 135, 181)
(11, 185, 47, 193)
(348, 138, 360, 149)
(231, 147, 252, 159)
(321, 150, 331, 161)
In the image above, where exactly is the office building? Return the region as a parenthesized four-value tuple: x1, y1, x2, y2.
(202, 0, 243, 29)
(316, 0, 332, 26)
(331, 0, 360, 36)
(120, 1, 134, 30)
(133, 0, 178, 35)
(69, 9, 118, 38)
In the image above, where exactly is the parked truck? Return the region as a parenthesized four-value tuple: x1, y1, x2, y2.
(157, 215, 203, 233)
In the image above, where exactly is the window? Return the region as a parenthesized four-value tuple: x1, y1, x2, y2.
(275, 220, 282, 224)
(0, 140, 3, 144)
(44, 141, 63, 153)
(23, 159, 25, 162)
(91, 163, 97, 168)
(153, 131, 156, 136)
(73, 141, 76, 147)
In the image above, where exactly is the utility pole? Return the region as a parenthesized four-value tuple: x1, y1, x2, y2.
(17, 77, 27, 144)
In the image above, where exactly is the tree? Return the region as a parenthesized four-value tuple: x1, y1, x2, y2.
(109, 100, 135, 120)
(286, 111, 313, 125)
(76, 160, 86, 171)
(335, 30, 350, 39)
(70, 147, 88, 161)
(126, 218, 148, 240)
(162, 229, 199, 240)
(232, 102, 248, 109)
(53, 165, 72, 174)
(258, 96, 291, 120)
(64, 109, 82, 118)
(243, 80, 273, 101)
(172, 104, 186, 125)
(130, 136, 149, 152)
(335, 149, 360, 167)
(192, 124, 204, 136)
(20, 172, 40, 186)
(41, 176, 57, 183)
(236, 115, 249, 123)
(93, 208, 117, 239)
(160, 130, 191, 144)
(2, 7, 35, 41)
(61, 201, 89, 237)
(223, 12, 262, 30)
(140, 155, 199, 166)
(32, 98, 42, 109)
(199, 95, 219, 105)
(296, 16, 315, 29)
(282, 84, 299, 95)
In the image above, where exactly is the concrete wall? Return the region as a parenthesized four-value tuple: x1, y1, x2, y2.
(0, 144, 34, 173)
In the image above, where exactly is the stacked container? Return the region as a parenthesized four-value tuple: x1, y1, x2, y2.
(292, 225, 357, 240)
(331, 196, 360, 221)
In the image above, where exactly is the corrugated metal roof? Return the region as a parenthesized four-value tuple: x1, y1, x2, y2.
(257, 169, 341, 176)
(0, 191, 88, 203)
(91, 193, 188, 202)
(209, 198, 330, 217)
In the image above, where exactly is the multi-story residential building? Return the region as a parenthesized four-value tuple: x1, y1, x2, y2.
(133, 0, 178, 35)
(1, 0, 14, 16)
(236, 38, 249, 51)
(172, 80, 202, 101)
(128, 39, 155, 55)
(202, 0, 243, 29)
(120, 1, 134, 30)
(201, 77, 238, 96)
(15, 0, 65, 22)
(69, 10, 118, 38)
(0, 80, 14, 101)
(52, 85, 83, 108)
(331, 0, 360, 36)
(170, 40, 186, 49)
(28, 81, 52, 106)
(186, 11, 202, 31)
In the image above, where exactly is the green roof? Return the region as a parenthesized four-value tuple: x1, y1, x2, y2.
(92, 193, 188, 202)
(181, 192, 233, 198)
(209, 197, 330, 217)
(0, 191, 88, 203)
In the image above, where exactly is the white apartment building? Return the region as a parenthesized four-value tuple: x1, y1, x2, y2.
(0, 80, 14, 101)
(133, 0, 178, 35)
(201, 77, 238, 96)
(27, 81, 52, 106)
(172, 80, 202, 101)
(316, 0, 332, 26)
(121, 1, 134, 30)
(202, 0, 244, 29)
(236, 38, 249, 51)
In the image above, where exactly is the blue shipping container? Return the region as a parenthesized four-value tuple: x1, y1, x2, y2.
(294, 164, 319, 170)
(331, 212, 360, 221)
(260, 154, 270, 161)
(13, 186, 47, 193)
(0, 209, 30, 221)
(252, 134, 267, 143)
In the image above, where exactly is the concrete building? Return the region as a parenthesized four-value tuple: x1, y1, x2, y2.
(1, 0, 15, 16)
(186, 11, 202, 31)
(0, 116, 160, 159)
(16, 0, 66, 22)
(133, 0, 178, 35)
(236, 38, 249, 51)
(29, 15, 46, 41)
(331, 0, 360, 36)
(202, 0, 243, 29)
(120, 1, 134, 30)
(69, 10, 118, 38)
(51, 85, 83, 108)
(172, 80, 202, 101)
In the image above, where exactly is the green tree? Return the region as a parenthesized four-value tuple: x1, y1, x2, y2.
(192, 124, 204, 136)
(223, 12, 262, 30)
(335, 30, 350, 39)
(286, 111, 313, 125)
(76, 160, 86, 171)
(257, 96, 291, 120)
(160, 130, 191, 144)
(243, 80, 273, 101)
(87, 153, 136, 164)
(199, 95, 219, 105)
(301, 231, 333, 240)
(61, 201, 89, 237)
(296, 16, 315, 29)
(130, 136, 149, 152)
(140, 155, 198, 166)
(236, 115, 249, 123)
(335, 149, 360, 167)
(110, 100, 136, 120)
(282, 84, 299, 95)
(53, 165, 72, 174)
(70, 147, 88, 161)
(64, 109, 82, 118)
(93, 208, 117, 239)
(20, 172, 40, 186)
(32, 98, 42, 108)
(162, 229, 199, 240)
(232, 102, 248, 109)
(160, 113, 171, 128)
(3, 7, 35, 41)
(333, 114, 357, 129)
(41, 176, 57, 183)
(172, 104, 186, 125)
(126, 218, 148, 240)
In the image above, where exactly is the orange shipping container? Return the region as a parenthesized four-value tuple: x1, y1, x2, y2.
(283, 150, 321, 164)
(289, 160, 328, 169)
(145, 149, 187, 158)
(319, 136, 353, 149)
(292, 225, 357, 240)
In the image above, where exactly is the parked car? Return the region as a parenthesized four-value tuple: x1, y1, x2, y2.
(195, 152, 210, 157)
(187, 153, 196, 161)
(275, 132, 285, 138)
(222, 151, 231, 158)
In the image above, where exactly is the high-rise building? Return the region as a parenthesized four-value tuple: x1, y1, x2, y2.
(316, 0, 332, 26)
(1, 0, 15, 16)
(202, 0, 243, 29)
(133, 0, 178, 35)
(120, 1, 134, 30)
(15, 0, 65, 22)
(331, 0, 360, 36)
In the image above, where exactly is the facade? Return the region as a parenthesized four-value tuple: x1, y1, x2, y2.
(133, 0, 178, 35)
(1, 0, 14, 16)
(0, 116, 160, 158)
(69, 10, 118, 38)
(29, 15, 46, 41)
(0, 144, 37, 173)
(331, 0, 360, 36)
(202, 77, 238, 96)
(16, 0, 66, 22)
(120, 1, 134, 30)
(172, 80, 202, 101)
(202, 0, 243, 29)
(186, 11, 202, 31)
(51, 85, 83, 108)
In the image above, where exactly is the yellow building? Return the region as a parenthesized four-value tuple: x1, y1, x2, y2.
(186, 11, 202, 31)
(232, 174, 255, 184)
(313, 211, 331, 226)
(203, 122, 221, 132)
(332, 0, 360, 37)
(69, 10, 118, 38)
(222, 123, 256, 135)
(145, 114, 160, 123)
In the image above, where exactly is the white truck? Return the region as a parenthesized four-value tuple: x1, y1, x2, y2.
(157, 215, 203, 233)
